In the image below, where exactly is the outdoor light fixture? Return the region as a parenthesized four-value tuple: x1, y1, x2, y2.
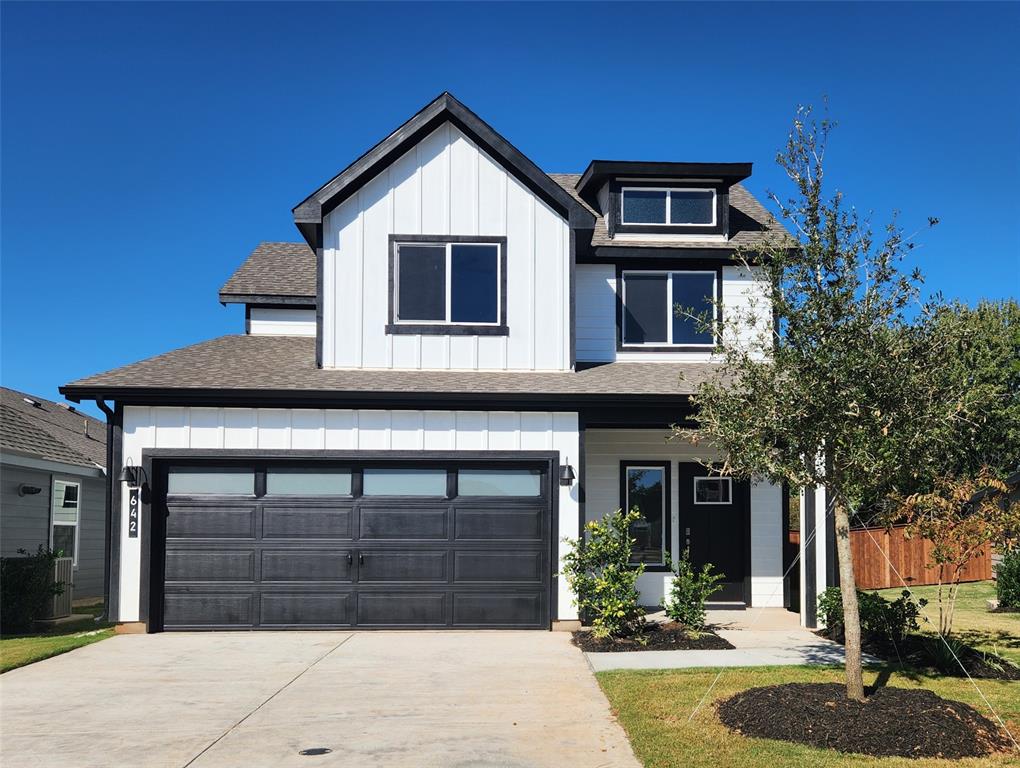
(118, 462, 148, 488)
(559, 461, 576, 487)
(18, 484, 42, 496)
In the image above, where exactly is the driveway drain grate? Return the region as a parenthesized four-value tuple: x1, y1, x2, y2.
(299, 748, 333, 756)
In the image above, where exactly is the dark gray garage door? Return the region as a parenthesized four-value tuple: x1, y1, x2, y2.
(155, 460, 553, 630)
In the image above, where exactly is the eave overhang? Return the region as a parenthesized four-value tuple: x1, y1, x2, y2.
(576, 160, 753, 208)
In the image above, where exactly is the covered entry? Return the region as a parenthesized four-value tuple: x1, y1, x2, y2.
(146, 454, 556, 631)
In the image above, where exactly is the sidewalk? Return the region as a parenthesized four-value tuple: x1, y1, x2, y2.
(586, 608, 877, 672)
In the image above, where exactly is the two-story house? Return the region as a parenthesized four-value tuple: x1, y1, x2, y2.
(62, 93, 833, 632)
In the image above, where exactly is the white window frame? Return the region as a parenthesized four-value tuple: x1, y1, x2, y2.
(620, 269, 718, 348)
(693, 476, 733, 505)
(625, 464, 667, 566)
(620, 187, 717, 227)
(393, 241, 502, 326)
(50, 478, 80, 566)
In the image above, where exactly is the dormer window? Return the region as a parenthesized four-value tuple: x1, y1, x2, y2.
(621, 187, 716, 227)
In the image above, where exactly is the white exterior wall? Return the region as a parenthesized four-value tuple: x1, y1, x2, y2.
(248, 307, 316, 336)
(575, 264, 772, 363)
(117, 406, 580, 624)
(321, 121, 571, 371)
(799, 484, 832, 627)
(585, 428, 784, 607)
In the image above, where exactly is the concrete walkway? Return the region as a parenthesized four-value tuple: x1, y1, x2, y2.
(587, 608, 873, 672)
(1, 632, 639, 768)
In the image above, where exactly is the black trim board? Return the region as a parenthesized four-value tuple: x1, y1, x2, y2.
(219, 294, 316, 307)
(803, 488, 817, 627)
(577, 160, 753, 206)
(138, 450, 561, 632)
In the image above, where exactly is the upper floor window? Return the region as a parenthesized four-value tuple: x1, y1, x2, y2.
(388, 236, 508, 335)
(621, 270, 717, 348)
(621, 188, 716, 227)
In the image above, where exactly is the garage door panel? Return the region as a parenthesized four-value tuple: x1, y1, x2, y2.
(165, 550, 255, 582)
(164, 593, 254, 627)
(166, 505, 257, 539)
(262, 507, 353, 539)
(260, 550, 353, 582)
(359, 508, 448, 540)
(455, 507, 544, 541)
(358, 550, 447, 582)
(261, 593, 351, 627)
(454, 550, 543, 583)
(357, 592, 446, 626)
(452, 593, 543, 627)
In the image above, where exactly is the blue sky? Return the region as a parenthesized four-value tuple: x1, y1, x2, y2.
(2, 2, 1018, 417)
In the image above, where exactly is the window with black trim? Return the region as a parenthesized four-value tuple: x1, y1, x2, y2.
(388, 236, 508, 335)
(621, 187, 716, 226)
(622, 463, 669, 566)
(51, 479, 80, 565)
(621, 270, 717, 347)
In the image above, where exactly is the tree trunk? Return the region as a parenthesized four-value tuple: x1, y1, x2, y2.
(832, 494, 866, 701)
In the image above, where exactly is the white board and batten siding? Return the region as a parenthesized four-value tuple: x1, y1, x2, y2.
(575, 264, 772, 363)
(584, 428, 784, 607)
(321, 122, 571, 372)
(117, 406, 581, 623)
(247, 307, 316, 337)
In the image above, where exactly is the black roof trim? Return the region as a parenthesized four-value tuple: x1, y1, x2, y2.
(218, 293, 317, 307)
(577, 160, 753, 205)
(292, 92, 595, 249)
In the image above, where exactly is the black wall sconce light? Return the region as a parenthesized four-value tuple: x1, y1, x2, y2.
(18, 484, 42, 496)
(119, 463, 149, 488)
(559, 460, 576, 487)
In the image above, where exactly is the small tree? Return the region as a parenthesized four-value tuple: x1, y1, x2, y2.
(674, 106, 969, 701)
(897, 469, 1019, 636)
(561, 508, 646, 639)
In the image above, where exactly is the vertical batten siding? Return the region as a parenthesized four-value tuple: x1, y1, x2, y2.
(118, 406, 580, 624)
(322, 121, 570, 371)
(575, 264, 617, 362)
(721, 264, 771, 360)
(584, 429, 782, 608)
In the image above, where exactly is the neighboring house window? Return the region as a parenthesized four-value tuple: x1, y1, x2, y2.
(621, 270, 717, 347)
(694, 477, 732, 504)
(51, 479, 80, 565)
(621, 188, 716, 226)
(388, 236, 508, 335)
(621, 462, 669, 567)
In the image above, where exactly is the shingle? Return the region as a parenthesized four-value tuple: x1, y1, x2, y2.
(0, 388, 107, 468)
(219, 242, 316, 301)
(63, 335, 720, 398)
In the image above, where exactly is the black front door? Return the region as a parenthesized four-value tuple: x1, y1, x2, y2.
(152, 459, 553, 630)
(676, 462, 748, 604)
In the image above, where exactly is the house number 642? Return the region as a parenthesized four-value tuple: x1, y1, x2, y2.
(128, 487, 139, 538)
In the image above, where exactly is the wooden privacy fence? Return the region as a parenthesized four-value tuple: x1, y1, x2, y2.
(849, 525, 993, 590)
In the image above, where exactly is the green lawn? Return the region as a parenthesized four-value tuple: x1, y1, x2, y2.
(0, 601, 115, 673)
(876, 580, 1020, 665)
(598, 665, 1020, 768)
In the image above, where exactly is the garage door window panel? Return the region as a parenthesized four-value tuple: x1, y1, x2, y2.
(457, 469, 542, 497)
(362, 468, 448, 496)
(168, 468, 255, 495)
(266, 468, 352, 496)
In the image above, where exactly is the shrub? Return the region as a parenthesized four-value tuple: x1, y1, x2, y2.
(562, 508, 645, 639)
(0, 547, 64, 634)
(662, 549, 725, 631)
(817, 587, 926, 644)
(996, 549, 1020, 609)
(921, 635, 970, 674)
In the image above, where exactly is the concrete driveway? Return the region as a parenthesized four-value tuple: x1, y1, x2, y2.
(0, 632, 638, 768)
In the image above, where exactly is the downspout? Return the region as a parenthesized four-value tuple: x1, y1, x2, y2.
(95, 399, 115, 623)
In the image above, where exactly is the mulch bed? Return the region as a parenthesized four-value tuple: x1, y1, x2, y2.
(717, 682, 1014, 759)
(572, 622, 734, 652)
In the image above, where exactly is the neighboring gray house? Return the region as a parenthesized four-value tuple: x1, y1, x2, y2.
(0, 388, 107, 600)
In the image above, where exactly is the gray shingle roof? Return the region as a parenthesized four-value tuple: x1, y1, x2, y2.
(219, 242, 316, 302)
(62, 335, 718, 399)
(547, 174, 789, 250)
(0, 388, 106, 468)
